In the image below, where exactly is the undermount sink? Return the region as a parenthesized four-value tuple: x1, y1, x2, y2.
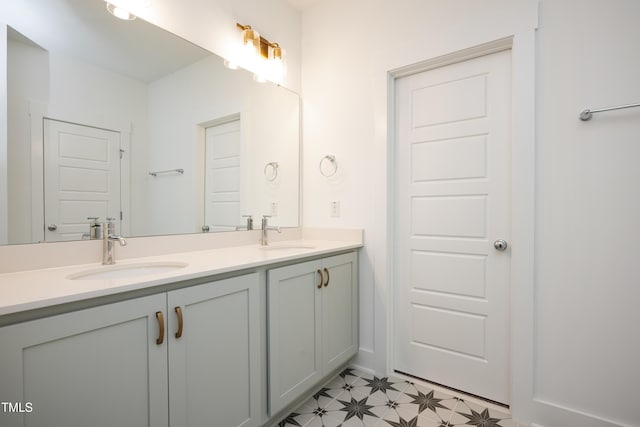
(260, 244, 316, 251)
(67, 261, 189, 281)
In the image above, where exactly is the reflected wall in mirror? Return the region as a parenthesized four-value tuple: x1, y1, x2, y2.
(0, 0, 300, 245)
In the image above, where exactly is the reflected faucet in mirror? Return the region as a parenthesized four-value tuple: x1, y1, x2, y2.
(82, 217, 103, 241)
(236, 215, 254, 231)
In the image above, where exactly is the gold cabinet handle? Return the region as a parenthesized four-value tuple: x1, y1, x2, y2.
(175, 306, 183, 339)
(155, 311, 164, 345)
(316, 269, 324, 289)
(323, 268, 330, 287)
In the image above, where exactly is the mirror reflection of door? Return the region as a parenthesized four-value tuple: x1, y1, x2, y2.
(44, 119, 121, 242)
(204, 118, 242, 232)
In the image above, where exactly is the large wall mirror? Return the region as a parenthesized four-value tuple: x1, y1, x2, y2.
(1, 0, 300, 245)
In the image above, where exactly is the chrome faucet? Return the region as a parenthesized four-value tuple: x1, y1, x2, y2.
(261, 215, 281, 246)
(103, 218, 127, 265)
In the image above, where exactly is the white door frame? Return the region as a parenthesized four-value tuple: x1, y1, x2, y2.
(387, 34, 536, 421)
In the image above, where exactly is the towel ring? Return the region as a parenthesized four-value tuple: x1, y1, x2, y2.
(319, 155, 337, 177)
(264, 162, 279, 181)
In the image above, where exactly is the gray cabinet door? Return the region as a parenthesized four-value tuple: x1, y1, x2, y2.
(167, 273, 261, 427)
(321, 252, 358, 374)
(0, 294, 168, 427)
(267, 259, 323, 415)
(267, 252, 358, 416)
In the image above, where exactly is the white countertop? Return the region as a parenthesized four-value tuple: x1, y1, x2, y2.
(0, 239, 361, 317)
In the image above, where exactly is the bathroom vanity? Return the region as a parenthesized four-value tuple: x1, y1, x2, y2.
(0, 231, 361, 427)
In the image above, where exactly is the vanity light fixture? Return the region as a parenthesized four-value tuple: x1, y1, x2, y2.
(228, 22, 286, 82)
(106, 2, 136, 20)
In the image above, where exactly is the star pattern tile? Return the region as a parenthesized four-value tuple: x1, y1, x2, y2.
(459, 408, 503, 427)
(276, 368, 520, 427)
(406, 389, 447, 414)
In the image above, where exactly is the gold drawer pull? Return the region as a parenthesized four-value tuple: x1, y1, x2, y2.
(323, 268, 330, 287)
(175, 306, 183, 339)
(316, 269, 323, 289)
(155, 311, 164, 345)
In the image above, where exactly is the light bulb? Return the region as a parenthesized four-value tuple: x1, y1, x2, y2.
(106, 3, 136, 20)
(242, 26, 260, 54)
(223, 59, 238, 70)
(268, 43, 285, 80)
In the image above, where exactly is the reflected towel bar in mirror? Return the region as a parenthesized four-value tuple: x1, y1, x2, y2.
(149, 169, 185, 177)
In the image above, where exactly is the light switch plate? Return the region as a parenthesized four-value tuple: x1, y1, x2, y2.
(330, 201, 340, 218)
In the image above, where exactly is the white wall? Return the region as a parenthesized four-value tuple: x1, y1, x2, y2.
(300, 0, 640, 426)
(533, 1, 640, 426)
(242, 82, 300, 228)
(6, 37, 48, 244)
(0, 24, 8, 244)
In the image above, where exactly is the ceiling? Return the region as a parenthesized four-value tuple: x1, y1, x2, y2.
(8, 0, 210, 83)
(286, 0, 323, 11)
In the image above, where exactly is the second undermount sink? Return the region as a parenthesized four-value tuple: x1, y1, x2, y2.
(67, 261, 189, 281)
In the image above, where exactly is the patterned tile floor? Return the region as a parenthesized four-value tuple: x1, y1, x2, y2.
(277, 368, 526, 427)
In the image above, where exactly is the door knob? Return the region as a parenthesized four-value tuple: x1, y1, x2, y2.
(48, 224, 58, 231)
(493, 239, 508, 251)
(202, 225, 210, 232)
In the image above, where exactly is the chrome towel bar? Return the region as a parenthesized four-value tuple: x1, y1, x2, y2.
(149, 168, 184, 177)
(580, 102, 640, 121)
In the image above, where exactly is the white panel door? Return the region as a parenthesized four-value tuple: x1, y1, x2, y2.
(394, 50, 512, 404)
(204, 119, 242, 232)
(44, 119, 120, 241)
